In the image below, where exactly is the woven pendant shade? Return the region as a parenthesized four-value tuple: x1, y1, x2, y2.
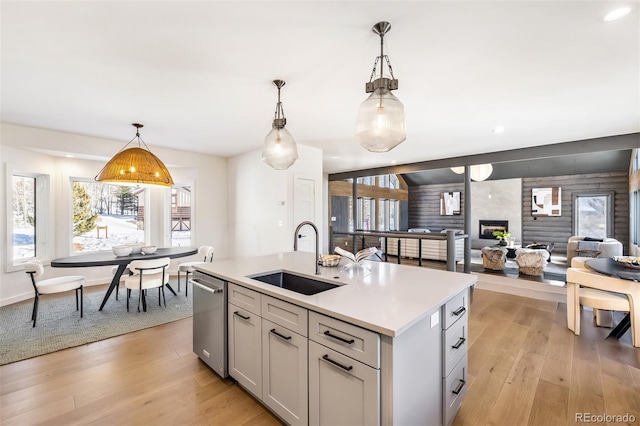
(95, 123, 174, 187)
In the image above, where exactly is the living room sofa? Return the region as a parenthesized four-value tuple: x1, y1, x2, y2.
(381, 229, 465, 262)
(566, 236, 623, 263)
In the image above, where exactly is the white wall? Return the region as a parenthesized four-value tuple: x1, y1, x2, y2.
(470, 178, 522, 248)
(227, 144, 324, 258)
(1, 123, 227, 306)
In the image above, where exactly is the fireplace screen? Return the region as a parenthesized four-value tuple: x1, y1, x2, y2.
(479, 220, 508, 239)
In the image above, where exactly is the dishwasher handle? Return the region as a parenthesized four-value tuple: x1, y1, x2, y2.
(190, 279, 224, 294)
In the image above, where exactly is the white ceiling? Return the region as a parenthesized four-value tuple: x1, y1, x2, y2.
(2, 1, 639, 174)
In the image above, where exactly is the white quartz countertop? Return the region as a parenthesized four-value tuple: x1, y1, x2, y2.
(195, 251, 477, 338)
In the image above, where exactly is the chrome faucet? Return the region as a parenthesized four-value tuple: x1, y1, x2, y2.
(294, 221, 320, 275)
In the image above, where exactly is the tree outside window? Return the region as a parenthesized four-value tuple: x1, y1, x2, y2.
(72, 180, 145, 252)
(12, 175, 36, 261)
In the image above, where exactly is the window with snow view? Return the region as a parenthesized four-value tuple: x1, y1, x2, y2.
(71, 180, 147, 253)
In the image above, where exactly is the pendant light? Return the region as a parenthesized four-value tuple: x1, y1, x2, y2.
(450, 164, 494, 181)
(355, 21, 406, 153)
(95, 123, 174, 187)
(262, 80, 298, 170)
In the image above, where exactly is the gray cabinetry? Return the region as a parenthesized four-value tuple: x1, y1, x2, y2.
(261, 296, 309, 426)
(441, 288, 469, 425)
(228, 283, 263, 399)
(308, 313, 380, 426)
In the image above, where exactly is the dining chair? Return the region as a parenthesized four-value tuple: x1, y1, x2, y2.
(111, 264, 131, 300)
(124, 257, 171, 312)
(570, 257, 611, 326)
(177, 246, 213, 297)
(23, 260, 85, 327)
(566, 267, 638, 348)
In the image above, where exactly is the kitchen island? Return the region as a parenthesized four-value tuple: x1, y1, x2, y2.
(195, 251, 477, 426)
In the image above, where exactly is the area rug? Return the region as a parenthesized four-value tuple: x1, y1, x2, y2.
(0, 280, 192, 365)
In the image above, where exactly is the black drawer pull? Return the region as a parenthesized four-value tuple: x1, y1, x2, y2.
(322, 354, 353, 371)
(233, 311, 250, 321)
(452, 337, 466, 349)
(452, 306, 466, 316)
(324, 330, 355, 344)
(452, 379, 466, 395)
(270, 328, 292, 340)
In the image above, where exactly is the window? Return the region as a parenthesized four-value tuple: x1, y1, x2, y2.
(357, 176, 375, 186)
(357, 198, 375, 230)
(7, 170, 50, 269)
(633, 190, 639, 246)
(572, 191, 614, 238)
(71, 180, 147, 252)
(171, 185, 192, 246)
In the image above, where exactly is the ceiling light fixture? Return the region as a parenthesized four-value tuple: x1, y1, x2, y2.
(450, 164, 494, 181)
(95, 123, 174, 187)
(493, 126, 505, 134)
(262, 79, 298, 170)
(355, 21, 406, 153)
(604, 6, 631, 21)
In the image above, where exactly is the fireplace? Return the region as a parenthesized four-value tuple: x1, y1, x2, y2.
(479, 220, 508, 239)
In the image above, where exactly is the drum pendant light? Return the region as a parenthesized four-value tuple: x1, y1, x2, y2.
(356, 21, 406, 153)
(95, 123, 174, 187)
(262, 80, 298, 170)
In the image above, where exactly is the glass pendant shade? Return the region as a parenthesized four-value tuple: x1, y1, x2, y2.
(262, 127, 298, 170)
(356, 88, 406, 152)
(95, 147, 174, 186)
(469, 163, 493, 181)
(450, 167, 464, 174)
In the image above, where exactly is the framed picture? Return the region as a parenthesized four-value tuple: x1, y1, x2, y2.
(440, 191, 461, 216)
(532, 187, 561, 216)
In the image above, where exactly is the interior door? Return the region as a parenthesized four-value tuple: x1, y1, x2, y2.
(294, 177, 316, 253)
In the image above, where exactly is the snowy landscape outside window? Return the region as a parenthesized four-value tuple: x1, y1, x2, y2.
(12, 175, 36, 261)
(72, 180, 146, 253)
(171, 185, 192, 247)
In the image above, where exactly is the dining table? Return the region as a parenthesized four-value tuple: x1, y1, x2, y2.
(51, 246, 198, 310)
(585, 257, 640, 340)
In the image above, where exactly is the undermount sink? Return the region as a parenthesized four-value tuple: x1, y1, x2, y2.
(249, 271, 339, 295)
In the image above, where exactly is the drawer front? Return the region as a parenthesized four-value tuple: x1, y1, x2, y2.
(309, 311, 380, 369)
(228, 282, 261, 315)
(262, 295, 308, 337)
(443, 288, 469, 330)
(443, 314, 467, 377)
(443, 354, 468, 426)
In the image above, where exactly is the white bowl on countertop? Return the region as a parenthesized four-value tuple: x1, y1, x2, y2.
(112, 245, 133, 257)
(141, 245, 157, 255)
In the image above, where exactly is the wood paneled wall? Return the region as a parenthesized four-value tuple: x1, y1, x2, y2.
(408, 183, 465, 231)
(407, 172, 630, 254)
(521, 172, 629, 254)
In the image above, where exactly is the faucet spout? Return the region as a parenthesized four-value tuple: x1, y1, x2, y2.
(294, 221, 320, 275)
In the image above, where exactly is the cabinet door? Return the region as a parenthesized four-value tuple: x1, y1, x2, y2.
(262, 319, 308, 426)
(228, 304, 262, 399)
(309, 341, 380, 426)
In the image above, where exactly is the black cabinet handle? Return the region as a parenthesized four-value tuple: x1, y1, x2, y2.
(322, 354, 353, 371)
(452, 337, 466, 349)
(324, 330, 355, 344)
(233, 311, 250, 320)
(270, 328, 292, 340)
(453, 306, 466, 316)
(452, 379, 466, 395)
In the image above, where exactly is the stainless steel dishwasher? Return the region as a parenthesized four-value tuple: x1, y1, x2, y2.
(191, 270, 227, 378)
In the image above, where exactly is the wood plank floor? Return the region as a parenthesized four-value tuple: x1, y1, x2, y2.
(1, 286, 638, 425)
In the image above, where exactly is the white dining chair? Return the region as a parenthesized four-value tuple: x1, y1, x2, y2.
(177, 246, 213, 297)
(124, 257, 170, 312)
(566, 267, 638, 348)
(23, 260, 85, 327)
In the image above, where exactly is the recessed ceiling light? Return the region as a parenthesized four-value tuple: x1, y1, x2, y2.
(493, 126, 505, 134)
(604, 7, 631, 21)
(390, 160, 397, 164)
(65, 154, 75, 158)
